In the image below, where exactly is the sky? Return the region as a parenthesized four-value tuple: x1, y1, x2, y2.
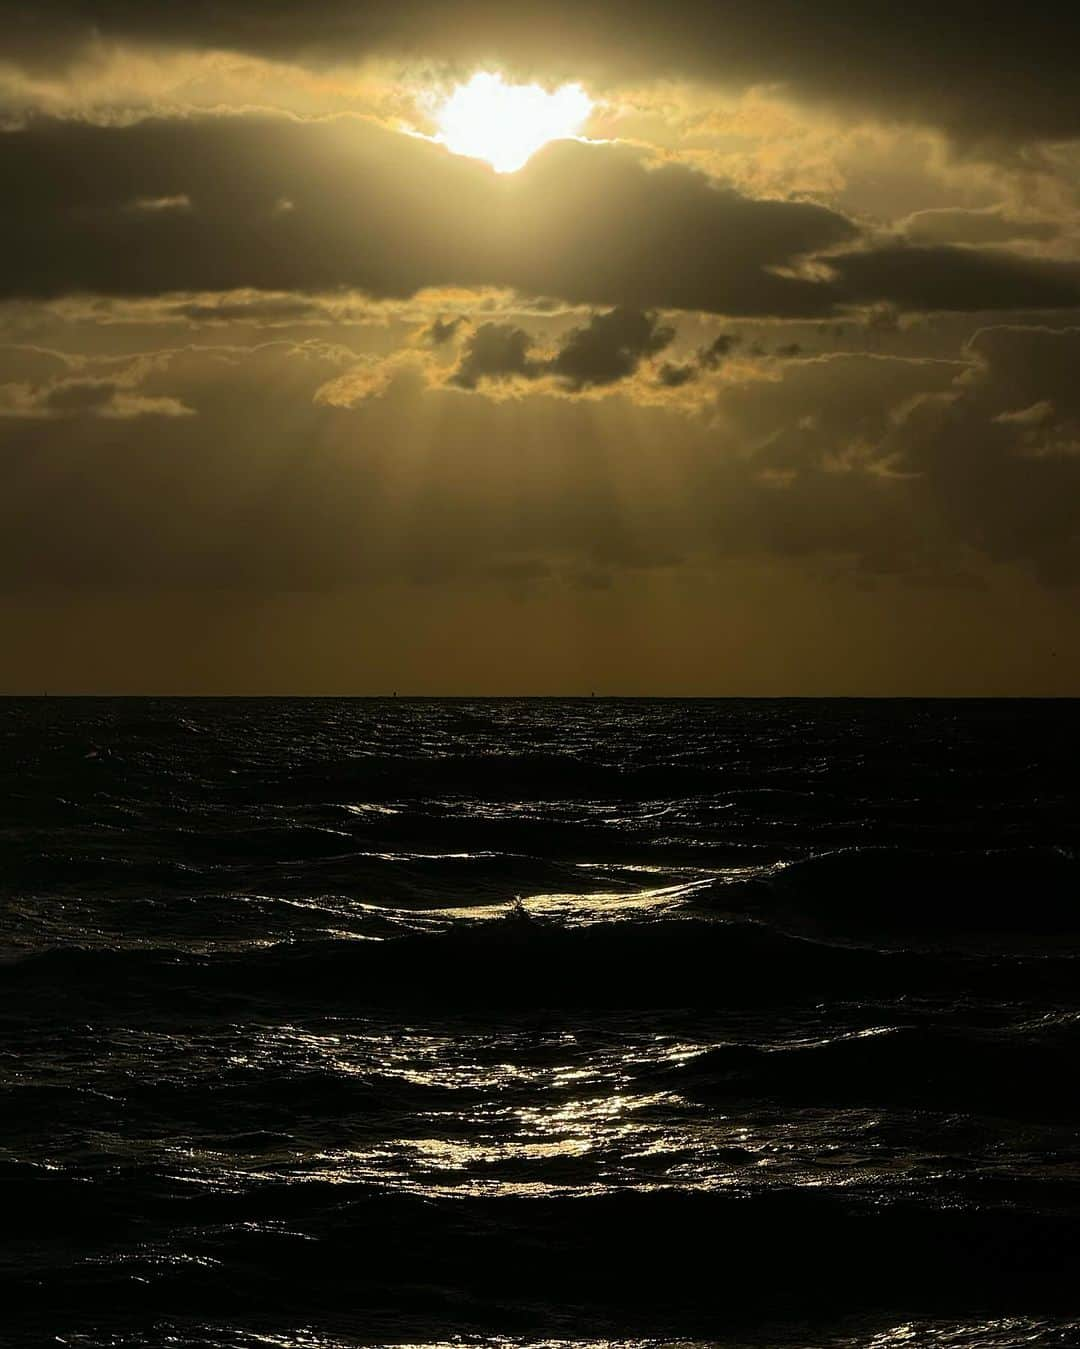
(2, 2, 1079, 694)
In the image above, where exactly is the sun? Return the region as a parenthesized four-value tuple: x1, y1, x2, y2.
(433, 72, 593, 174)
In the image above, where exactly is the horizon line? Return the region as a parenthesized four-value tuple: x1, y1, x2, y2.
(3, 692, 1078, 702)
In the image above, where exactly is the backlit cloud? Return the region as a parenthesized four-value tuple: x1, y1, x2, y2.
(2, 0, 1079, 692)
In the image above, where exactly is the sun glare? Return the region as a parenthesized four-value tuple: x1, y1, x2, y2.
(434, 72, 593, 174)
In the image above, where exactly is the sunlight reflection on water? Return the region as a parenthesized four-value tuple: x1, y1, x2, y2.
(57, 1315, 1080, 1347)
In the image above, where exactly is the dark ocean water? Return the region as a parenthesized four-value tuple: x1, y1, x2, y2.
(2, 698, 1079, 1349)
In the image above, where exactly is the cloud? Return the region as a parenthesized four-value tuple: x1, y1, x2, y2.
(313, 358, 400, 407)
(130, 194, 191, 213)
(881, 326, 1080, 581)
(0, 343, 70, 384)
(700, 334, 740, 368)
(899, 207, 1062, 247)
(656, 361, 699, 389)
(443, 308, 675, 396)
(421, 316, 464, 346)
(1, 325, 1078, 608)
(5, 3, 1080, 143)
(171, 295, 347, 326)
(993, 400, 1055, 428)
(0, 336, 960, 589)
(0, 115, 858, 316)
(0, 347, 195, 419)
(4, 115, 1079, 324)
(655, 332, 742, 388)
(547, 308, 674, 390)
(828, 244, 1080, 314)
(448, 323, 538, 390)
(0, 376, 193, 418)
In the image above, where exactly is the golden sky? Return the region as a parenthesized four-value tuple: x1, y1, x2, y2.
(2, 2, 1079, 692)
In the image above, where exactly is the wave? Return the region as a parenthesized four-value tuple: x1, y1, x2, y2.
(4, 703, 1080, 1347)
(6, 912, 1076, 1014)
(2, 1176, 1077, 1338)
(0, 839, 598, 909)
(713, 846, 1080, 949)
(13, 1319, 1080, 1349)
(641, 1022, 1080, 1118)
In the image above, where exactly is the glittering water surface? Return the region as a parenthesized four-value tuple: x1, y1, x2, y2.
(2, 699, 1079, 1347)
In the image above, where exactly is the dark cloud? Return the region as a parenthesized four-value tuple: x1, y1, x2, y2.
(5, 116, 1079, 321)
(5, 2, 1080, 142)
(448, 308, 673, 392)
(41, 379, 124, 413)
(449, 322, 537, 388)
(423, 316, 464, 346)
(172, 296, 339, 325)
(963, 325, 1080, 423)
(862, 304, 902, 336)
(0, 343, 69, 384)
(881, 326, 1080, 583)
(0, 116, 859, 317)
(700, 334, 740, 368)
(656, 361, 699, 389)
(656, 332, 740, 388)
(503, 143, 858, 316)
(547, 308, 674, 390)
(900, 208, 1062, 247)
(830, 245, 1080, 314)
(712, 351, 965, 467)
(0, 348, 195, 419)
(655, 332, 811, 390)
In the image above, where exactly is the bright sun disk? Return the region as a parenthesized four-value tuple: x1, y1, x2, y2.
(434, 72, 593, 174)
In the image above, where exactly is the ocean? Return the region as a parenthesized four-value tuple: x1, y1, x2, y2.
(1, 697, 1078, 1348)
